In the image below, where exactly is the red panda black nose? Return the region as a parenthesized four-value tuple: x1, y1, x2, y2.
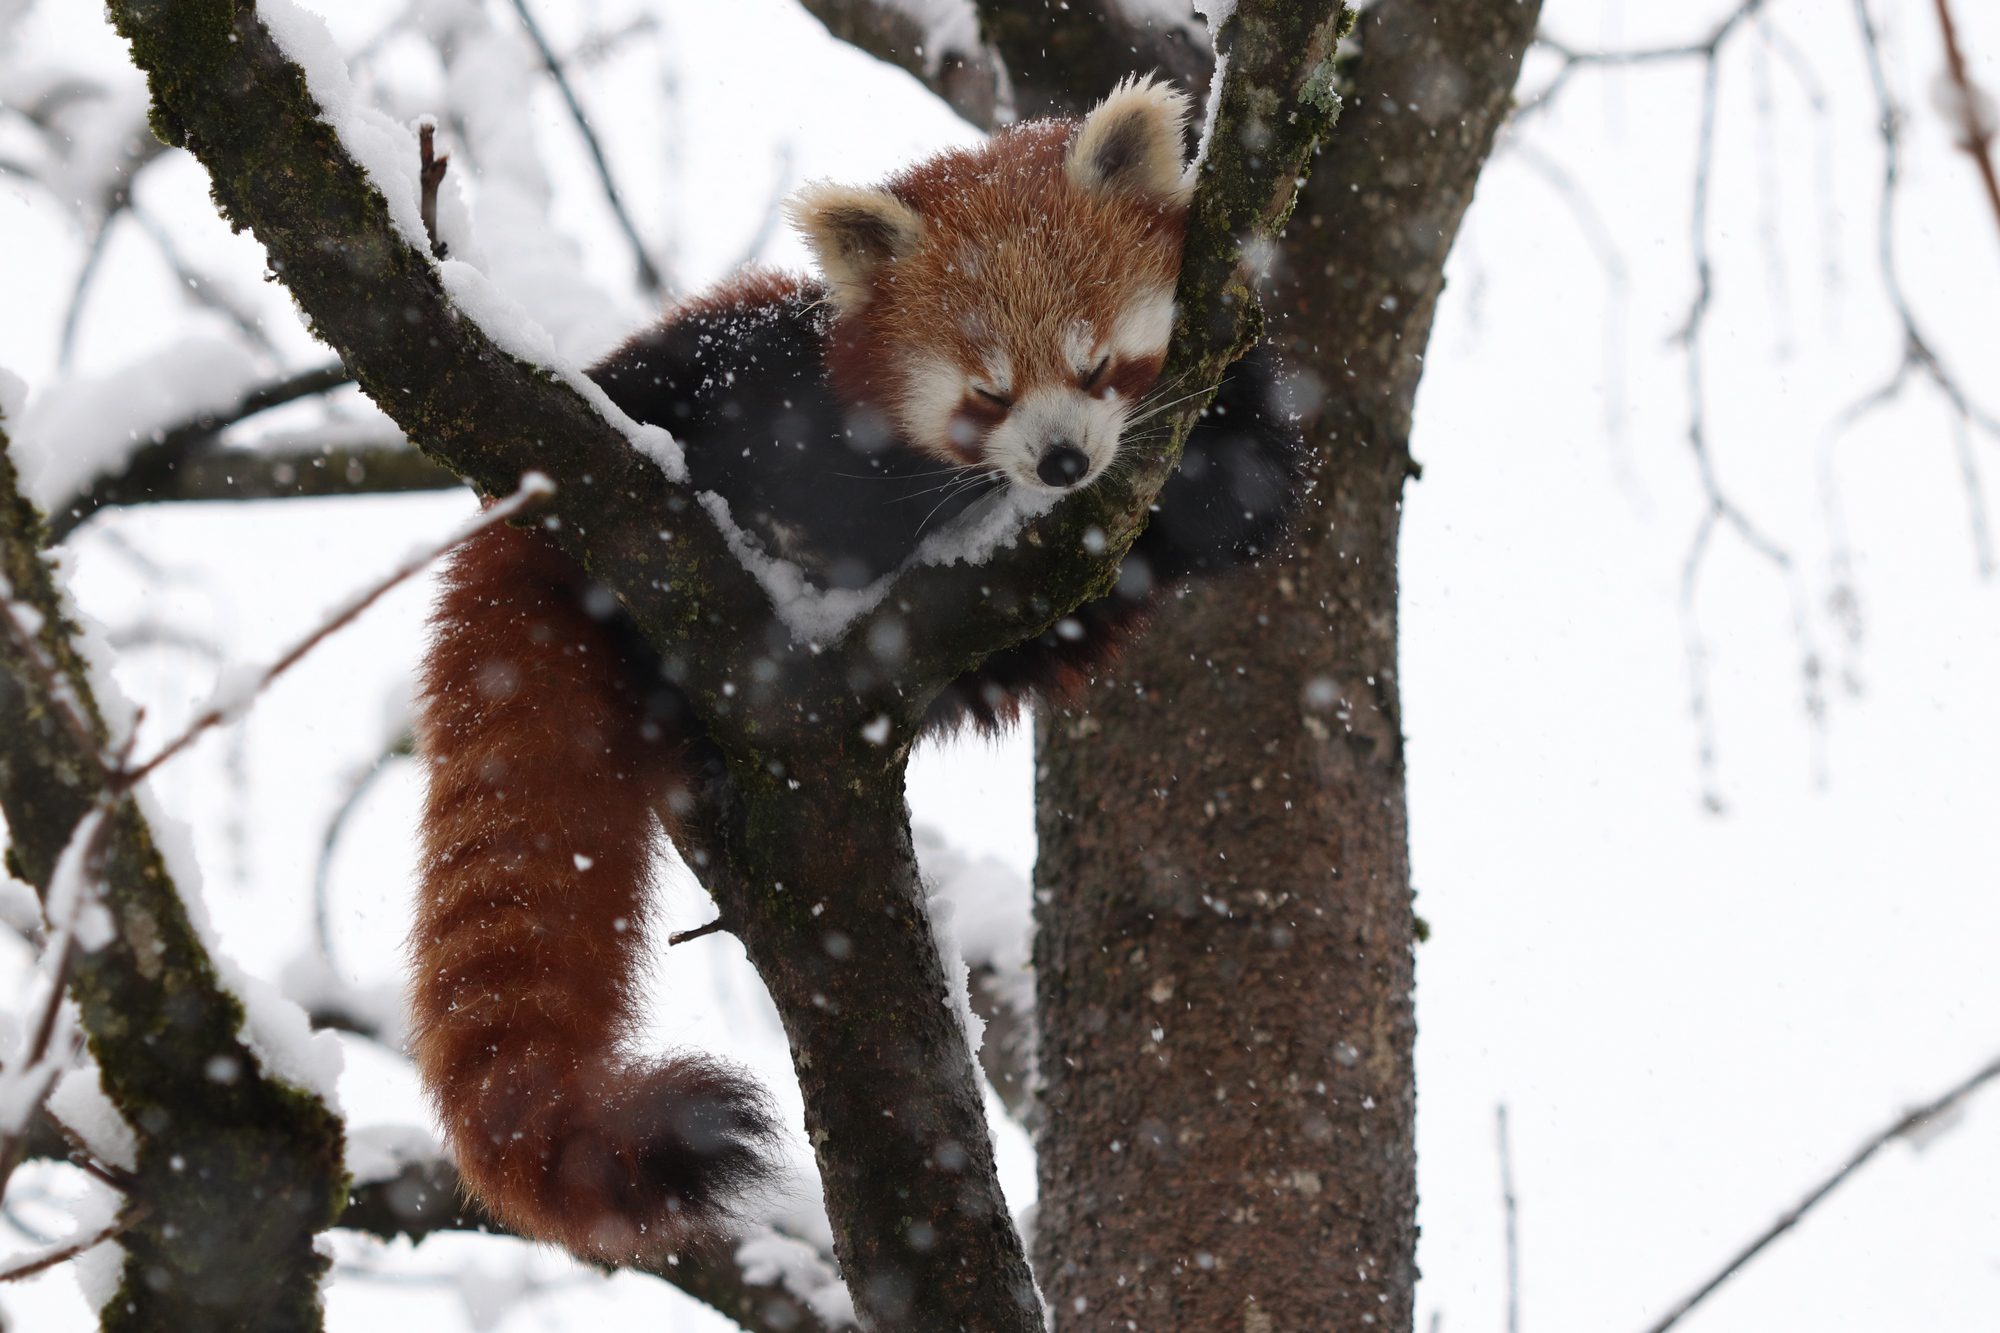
(1038, 444, 1090, 488)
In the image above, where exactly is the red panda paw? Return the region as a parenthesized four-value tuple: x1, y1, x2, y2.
(466, 1054, 781, 1263)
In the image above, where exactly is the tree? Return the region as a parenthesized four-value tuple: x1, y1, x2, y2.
(3, 1, 1997, 1331)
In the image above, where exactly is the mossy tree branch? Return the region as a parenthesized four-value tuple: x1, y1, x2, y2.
(0, 408, 346, 1330)
(100, 1, 1344, 1327)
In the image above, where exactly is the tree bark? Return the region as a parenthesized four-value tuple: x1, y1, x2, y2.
(1, 413, 346, 1331)
(1032, 1, 1542, 1328)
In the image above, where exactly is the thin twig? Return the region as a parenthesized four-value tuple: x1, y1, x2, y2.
(1643, 1051, 2000, 1333)
(0, 802, 117, 1200)
(124, 473, 554, 786)
(1519, 1, 1769, 121)
(1842, 0, 2000, 580)
(417, 120, 448, 260)
(506, 0, 666, 298)
(1496, 1105, 1521, 1333)
(665, 918, 725, 947)
(313, 734, 413, 970)
(0, 1207, 143, 1283)
(128, 206, 283, 360)
(1933, 0, 2000, 250)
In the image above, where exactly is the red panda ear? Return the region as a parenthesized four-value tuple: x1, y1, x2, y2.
(1067, 75, 1194, 206)
(786, 184, 925, 313)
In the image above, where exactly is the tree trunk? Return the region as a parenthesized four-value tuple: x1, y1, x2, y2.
(1032, 2, 1542, 1327)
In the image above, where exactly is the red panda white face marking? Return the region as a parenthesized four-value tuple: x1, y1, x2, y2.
(791, 75, 1194, 498)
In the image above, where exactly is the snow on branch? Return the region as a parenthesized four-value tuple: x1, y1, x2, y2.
(335, 1150, 848, 1333)
(40, 358, 353, 541)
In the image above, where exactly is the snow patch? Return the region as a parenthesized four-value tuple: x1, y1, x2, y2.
(13, 340, 263, 514)
(437, 260, 684, 478)
(47, 1058, 139, 1174)
(735, 1228, 857, 1327)
(695, 483, 1053, 646)
(70, 1234, 126, 1312)
(346, 1122, 442, 1186)
(0, 871, 38, 939)
(0, 364, 24, 428)
(131, 784, 346, 1107)
(259, 0, 433, 255)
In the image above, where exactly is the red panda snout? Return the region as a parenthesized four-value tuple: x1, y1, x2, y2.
(981, 383, 1129, 493)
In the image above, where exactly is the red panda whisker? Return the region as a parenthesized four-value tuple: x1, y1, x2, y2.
(916, 471, 1005, 537)
(1126, 367, 1196, 411)
(826, 460, 985, 482)
(1128, 375, 1235, 427)
(890, 467, 1000, 503)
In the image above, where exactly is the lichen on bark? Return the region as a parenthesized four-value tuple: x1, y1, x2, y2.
(1, 405, 347, 1332)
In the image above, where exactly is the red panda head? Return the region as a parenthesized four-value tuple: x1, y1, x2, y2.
(787, 77, 1193, 495)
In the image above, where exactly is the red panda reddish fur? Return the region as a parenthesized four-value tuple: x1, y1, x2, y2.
(409, 77, 1305, 1262)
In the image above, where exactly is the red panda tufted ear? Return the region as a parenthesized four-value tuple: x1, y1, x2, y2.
(1066, 75, 1194, 207)
(786, 183, 925, 314)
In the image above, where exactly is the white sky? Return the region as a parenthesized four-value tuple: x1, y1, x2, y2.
(1, 0, 1996, 1329)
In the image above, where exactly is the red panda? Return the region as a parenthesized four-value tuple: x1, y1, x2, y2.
(409, 77, 1303, 1262)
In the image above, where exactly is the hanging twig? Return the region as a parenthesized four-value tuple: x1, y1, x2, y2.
(506, 0, 666, 298)
(1497, 1104, 1521, 1333)
(0, 802, 117, 1201)
(1642, 1051, 2000, 1333)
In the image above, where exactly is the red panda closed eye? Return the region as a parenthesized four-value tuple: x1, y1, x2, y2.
(409, 75, 1306, 1263)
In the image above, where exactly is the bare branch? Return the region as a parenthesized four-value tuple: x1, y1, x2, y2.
(313, 733, 414, 973)
(116, 437, 462, 510)
(0, 804, 115, 1201)
(123, 474, 552, 786)
(1520, 1, 1770, 121)
(1497, 1104, 1521, 1333)
(507, 0, 667, 298)
(128, 205, 286, 360)
(52, 120, 173, 374)
(1841, 0, 2000, 579)
(1643, 1052, 2000, 1333)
